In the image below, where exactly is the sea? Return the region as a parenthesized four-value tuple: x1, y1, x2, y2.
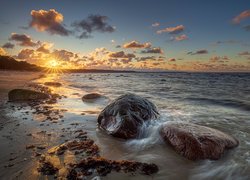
(32, 72, 250, 179)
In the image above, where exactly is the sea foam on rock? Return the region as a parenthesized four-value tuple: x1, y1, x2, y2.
(97, 94, 159, 139)
(160, 121, 239, 160)
(8, 89, 49, 101)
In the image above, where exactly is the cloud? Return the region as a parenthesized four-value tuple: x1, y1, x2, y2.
(173, 34, 188, 41)
(17, 49, 35, 59)
(152, 22, 160, 27)
(168, 58, 176, 62)
(36, 42, 53, 54)
(0, 48, 7, 55)
(214, 40, 240, 45)
(52, 49, 75, 61)
(123, 40, 151, 49)
(136, 56, 156, 62)
(141, 47, 163, 54)
(210, 56, 229, 63)
(10, 33, 39, 47)
(157, 25, 185, 34)
(2, 42, 15, 49)
(243, 25, 250, 31)
(188, 49, 208, 55)
(108, 51, 135, 59)
(30, 9, 70, 36)
(238, 51, 250, 56)
(232, 10, 250, 24)
(72, 14, 115, 39)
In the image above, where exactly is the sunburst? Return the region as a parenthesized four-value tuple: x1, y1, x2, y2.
(44, 59, 64, 74)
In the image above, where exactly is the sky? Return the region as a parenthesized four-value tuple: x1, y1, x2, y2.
(0, 0, 250, 71)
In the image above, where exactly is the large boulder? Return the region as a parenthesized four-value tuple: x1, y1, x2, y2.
(8, 89, 50, 101)
(160, 122, 239, 160)
(97, 94, 159, 139)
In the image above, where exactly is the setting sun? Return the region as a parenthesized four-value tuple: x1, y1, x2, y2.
(48, 60, 59, 68)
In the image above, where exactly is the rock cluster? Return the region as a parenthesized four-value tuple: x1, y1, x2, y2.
(98, 93, 239, 160)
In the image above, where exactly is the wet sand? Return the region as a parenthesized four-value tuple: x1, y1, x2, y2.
(0, 71, 44, 178)
(0, 71, 43, 103)
(0, 72, 159, 179)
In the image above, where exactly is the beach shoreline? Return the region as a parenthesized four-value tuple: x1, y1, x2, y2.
(0, 71, 249, 179)
(0, 71, 159, 179)
(0, 71, 45, 178)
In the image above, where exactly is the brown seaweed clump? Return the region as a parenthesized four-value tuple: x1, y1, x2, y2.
(67, 157, 159, 179)
(48, 139, 100, 156)
(37, 130, 158, 179)
(37, 160, 58, 175)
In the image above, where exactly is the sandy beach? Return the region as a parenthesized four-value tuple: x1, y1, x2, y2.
(0, 71, 43, 178)
(0, 71, 43, 104)
(0, 72, 159, 179)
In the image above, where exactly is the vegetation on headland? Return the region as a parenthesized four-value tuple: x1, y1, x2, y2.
(0, 55, 42, 71)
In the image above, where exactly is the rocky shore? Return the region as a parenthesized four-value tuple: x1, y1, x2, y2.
(0, 71, 242, 179)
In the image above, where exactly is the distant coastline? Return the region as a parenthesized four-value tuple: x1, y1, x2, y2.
(1, 55, 249, 74)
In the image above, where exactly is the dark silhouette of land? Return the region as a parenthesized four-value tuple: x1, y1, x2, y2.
(0, 55, 136, 73)
(0, 56, 42, 71)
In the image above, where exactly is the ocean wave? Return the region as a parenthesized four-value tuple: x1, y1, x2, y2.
(185, 97, 250, 111)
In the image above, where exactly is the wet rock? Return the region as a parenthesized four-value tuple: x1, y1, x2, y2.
(97, 94, 159, 139)
(44, 82, 62, 87)
(160, 122, 239, 160)
(8, 89, 49, 101)
(82, 93, 102, 102)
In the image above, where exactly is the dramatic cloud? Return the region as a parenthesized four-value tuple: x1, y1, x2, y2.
(168, 58, 176, 62)
(232, 10, 250, 24)
(123, 41, 151, 49)
(30, 9, 70, 36)
(238, 51, 250, 56)
(136, 56, 156, 62)
(141, 47, 163, 54)
(188, 49, 208, 55)
(72, 14, 115, 39)
(9, 33, 39, 47)
(108, 51, 135, 59)
(17, 49, 35, 59)
(173, 34, 188, 41)
(152, 22, 160, 27)
(157, 25, 185, 34)
(0, 47, 7, 55)
(2, 42, 14, 49)
(36, 42, 53, 54)
(52, 49, 75, 61)
(210, 56, 229, 63)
